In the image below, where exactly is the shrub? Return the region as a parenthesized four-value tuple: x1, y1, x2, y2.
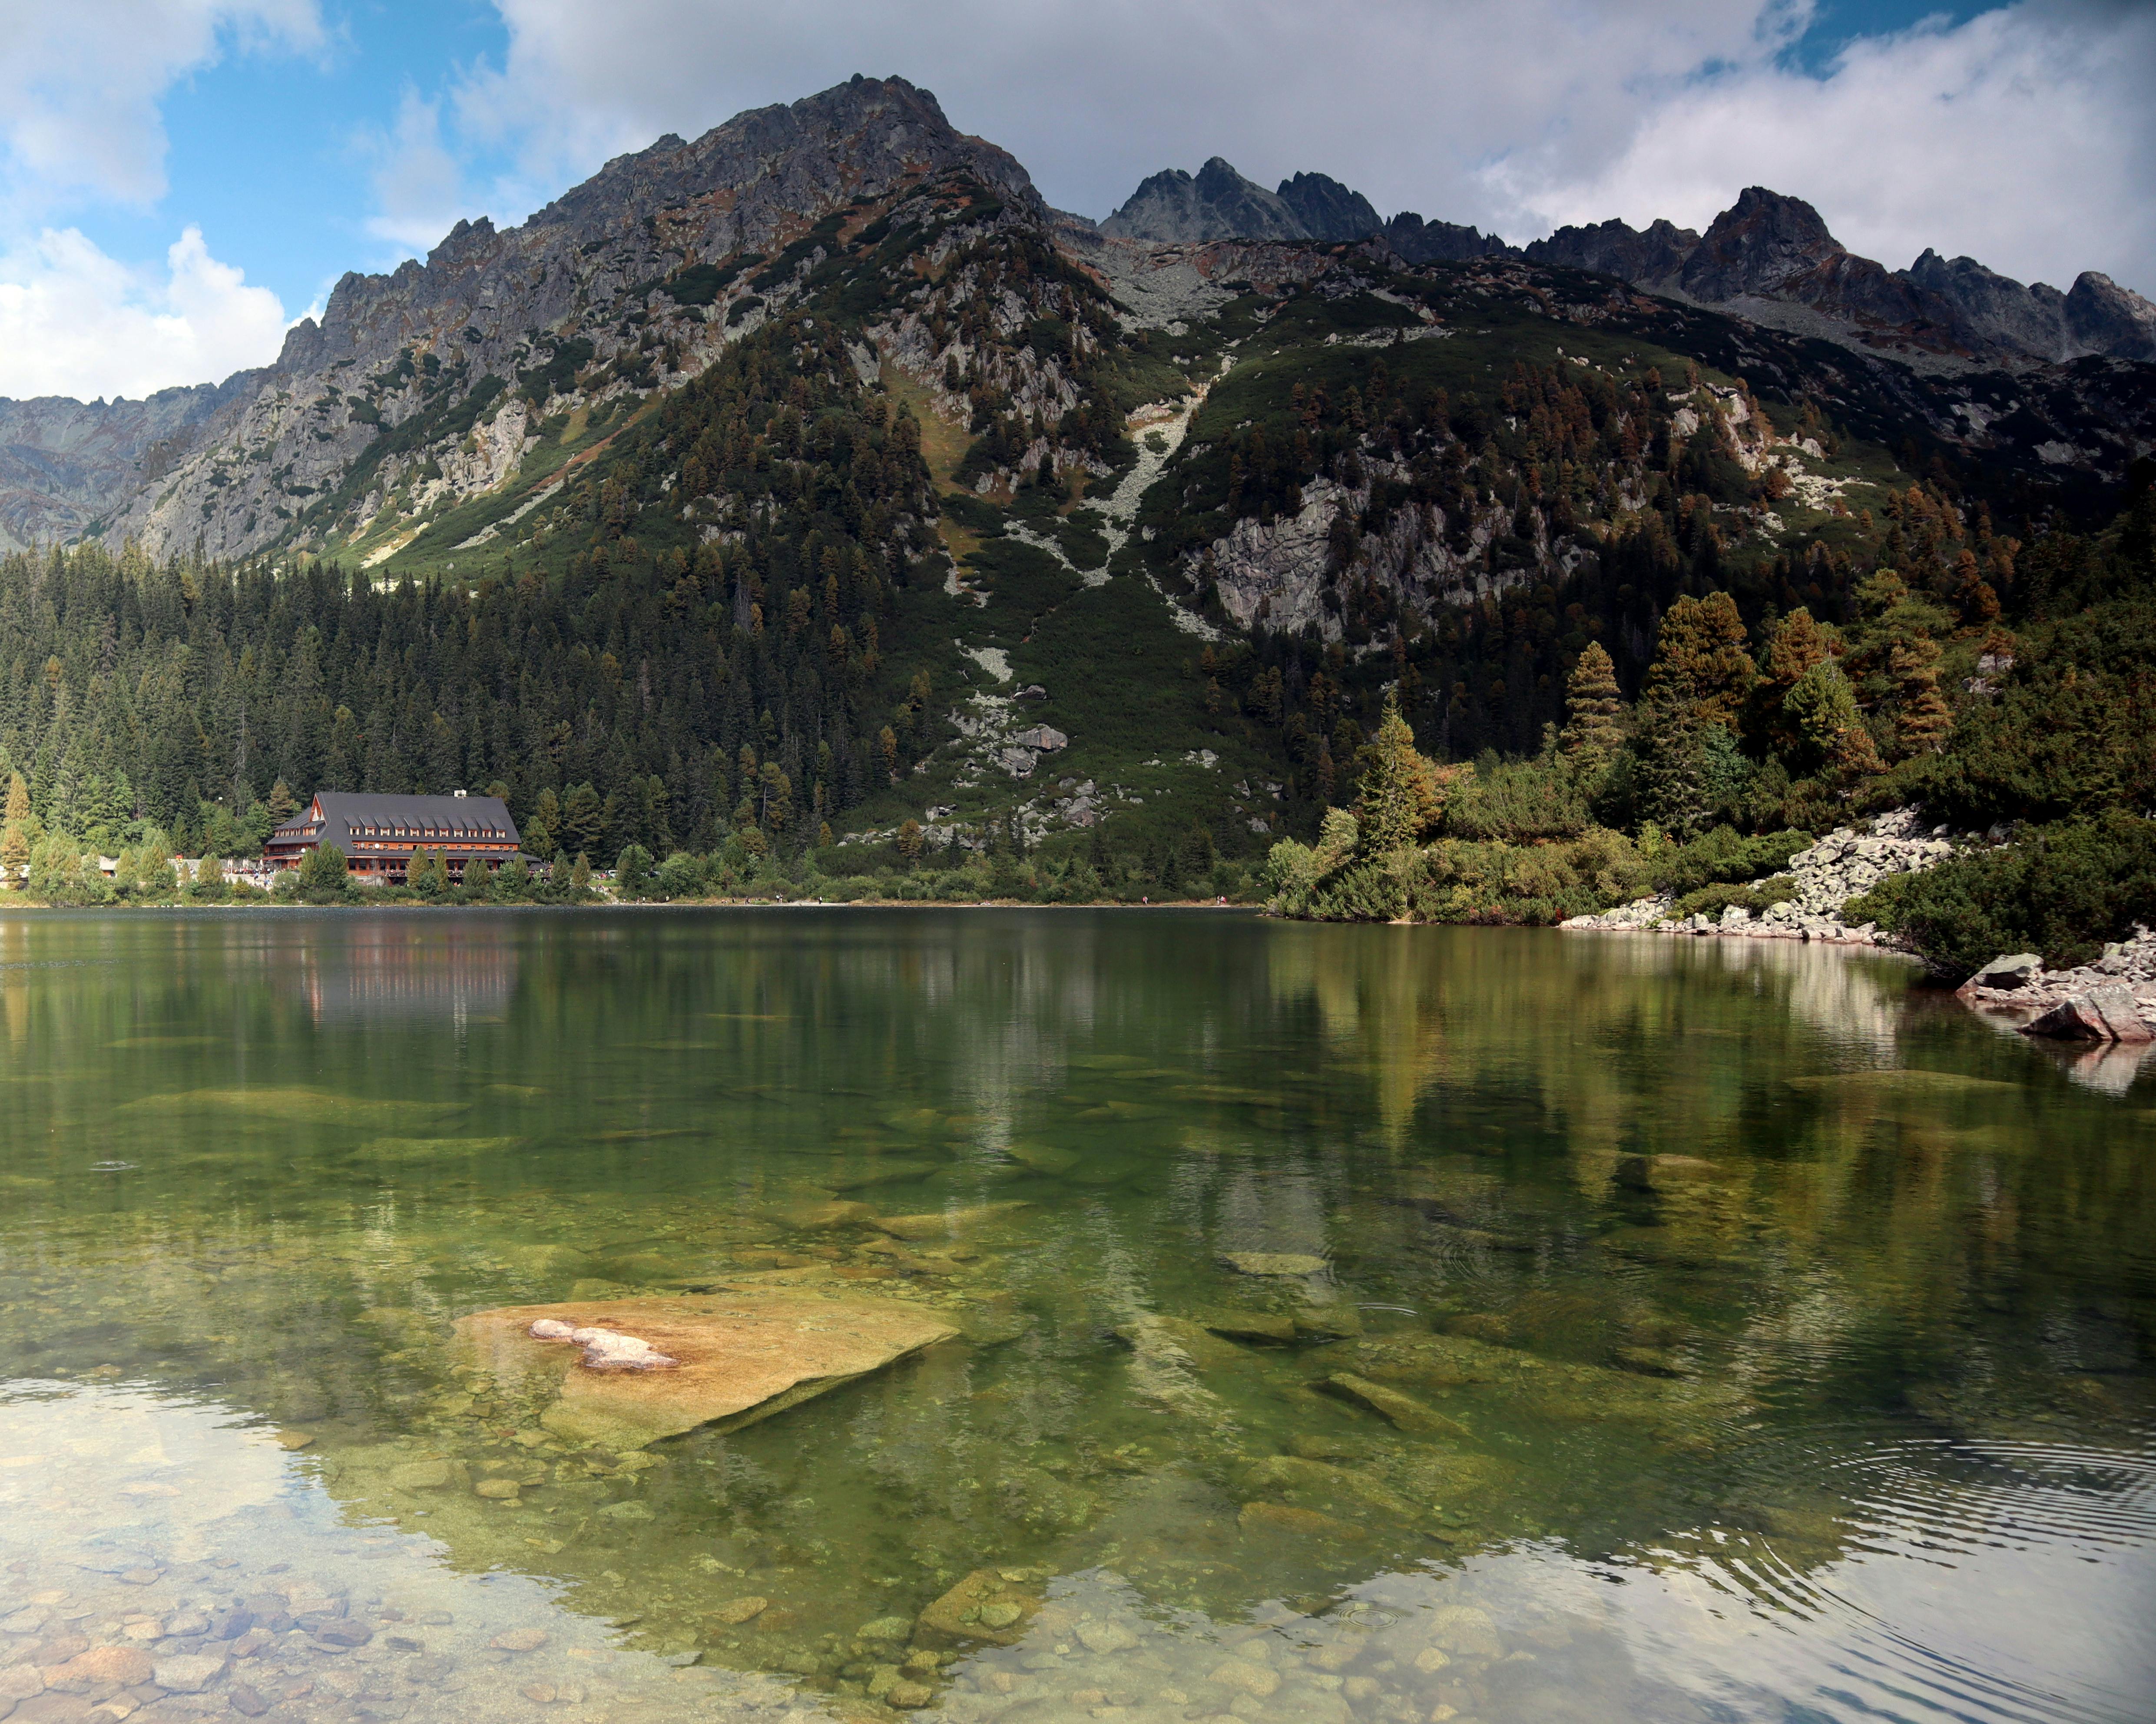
(1845, 812, 2156, 977)
(298, 842, 351, 902)
(1670, 879, 1797, 920)
(1443, 755, 1591, 842)
(1653, 826, 1812, 895)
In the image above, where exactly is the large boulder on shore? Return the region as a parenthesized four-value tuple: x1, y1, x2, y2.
(454, 1291, 958, 1448)
(2021, 983, 2155, 1043)
(1966, 952, 2044, 991)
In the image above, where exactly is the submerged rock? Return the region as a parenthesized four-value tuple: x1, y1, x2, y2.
(913, 1569, 1042, 1649)
(457, 1292, 959, 1448)
(872, 1201, 1031, 1242)
(1317, 1372, 1471, 1437)
(1219, 1251, 1327, 1277)
(1192, 1309, 1297, 1343)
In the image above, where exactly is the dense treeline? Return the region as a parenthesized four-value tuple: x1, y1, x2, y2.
(0, 312, 950, 869)
(1268, 462, 2156, 970)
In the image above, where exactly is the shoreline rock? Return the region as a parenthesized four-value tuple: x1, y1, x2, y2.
(1560, 810, 1954, 949)
(1958, 928, 2156, 1043)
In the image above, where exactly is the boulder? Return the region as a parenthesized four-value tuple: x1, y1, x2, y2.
(1968, 952, 2044, 991)
(2023, 985, 2154, 1043)
(454, 1291, 959, 1448)
(913, 1570, 1042, 1649)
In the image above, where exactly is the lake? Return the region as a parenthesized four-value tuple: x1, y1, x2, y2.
(0, 908, 2150, 1724)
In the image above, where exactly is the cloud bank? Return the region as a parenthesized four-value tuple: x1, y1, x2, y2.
(0, 227, 291, 401)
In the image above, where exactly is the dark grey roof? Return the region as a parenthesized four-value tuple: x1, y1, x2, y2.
(269, 791, 520, 853)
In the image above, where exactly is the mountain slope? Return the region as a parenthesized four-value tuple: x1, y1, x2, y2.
(0, 76, 2149, 884)
(0, 378, 254, 551)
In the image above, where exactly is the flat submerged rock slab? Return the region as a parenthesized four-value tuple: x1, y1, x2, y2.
(454, 1292, 959, 1449)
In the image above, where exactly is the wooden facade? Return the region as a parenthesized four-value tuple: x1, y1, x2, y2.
(265, 791, 525, 884)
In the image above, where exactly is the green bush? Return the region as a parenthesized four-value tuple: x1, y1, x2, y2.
(1653, 826, 1811, 895)
(1443, 755, 1592, 842)
(1670, 879, 1796, 920)
(298, 842, 352, 902)
(1846, 812, 2156, 977)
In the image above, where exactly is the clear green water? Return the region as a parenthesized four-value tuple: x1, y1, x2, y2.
(0, 908, 2150, 1724)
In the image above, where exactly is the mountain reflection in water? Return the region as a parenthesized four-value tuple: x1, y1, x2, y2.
(0, 908, 2149, 1724)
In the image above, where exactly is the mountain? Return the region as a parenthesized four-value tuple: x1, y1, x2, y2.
(1527, 187, 2156, 365)
(1, 75, 2151, 886)
(1095, 160, 1506, 261)
(1093, 164, 2155, 367)
(1100, 158, 1312, 243)
(0, 377, 255, 551)
(1275, 172, 1384, 242)
(95, 74, 1040, 562)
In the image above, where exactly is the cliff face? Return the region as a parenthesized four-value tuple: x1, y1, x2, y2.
(96, 76, 1043, 561)
(0, 379, 254, 551)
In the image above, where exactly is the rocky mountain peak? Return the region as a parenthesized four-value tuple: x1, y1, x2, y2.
(1531, 186, 2156, 365)
(1275, 172, 1382, 242)
(1102, 158, 1308, 243)
(1679, 186, 1842, 299)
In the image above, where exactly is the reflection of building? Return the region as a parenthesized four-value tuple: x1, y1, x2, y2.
(285, 920, 521, 1024)
(265, 792, 523, 884)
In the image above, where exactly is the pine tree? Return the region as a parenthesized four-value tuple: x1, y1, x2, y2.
(1352, 696, 1442, 856)
(1558, 642, 1626, 763)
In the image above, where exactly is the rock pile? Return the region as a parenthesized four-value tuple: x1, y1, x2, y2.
(1959, 928, 2156, 1043)
(1561, 811, 1956, 946)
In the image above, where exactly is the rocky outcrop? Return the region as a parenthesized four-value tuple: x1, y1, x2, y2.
(1379, 212, 1510, 263)
(1562, 812, 1956, 946)
(1530, 186, 2156, 365)
(1200, 465, 1533, 641)
(1958, 928, 2156, 1043)
(1277, 172, 1384, 242)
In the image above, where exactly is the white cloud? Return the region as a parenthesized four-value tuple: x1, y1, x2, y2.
(0, 225, 290, 401)
(359, 88, 469, 259)
(1491, 0, 2156, 292)
(444, 0, 1789, 236)
(424, 0, 2151, 299)
(0, 0, 322, 214)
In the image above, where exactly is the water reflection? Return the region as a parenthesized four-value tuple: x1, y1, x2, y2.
(0, 908, 2149, 1724)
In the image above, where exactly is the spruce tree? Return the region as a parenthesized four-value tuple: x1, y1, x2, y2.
(1558, 642, 1626, 763)
(1352, 696, 1441, 857)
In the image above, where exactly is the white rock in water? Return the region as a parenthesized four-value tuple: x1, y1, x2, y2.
(529, 1319, 576, 1340)
(578, 1330, 679, 1371)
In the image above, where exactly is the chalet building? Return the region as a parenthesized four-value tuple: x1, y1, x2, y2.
(265, 791, 524, 884)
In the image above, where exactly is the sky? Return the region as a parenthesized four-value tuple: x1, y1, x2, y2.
(1, 0, 2150, 403)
